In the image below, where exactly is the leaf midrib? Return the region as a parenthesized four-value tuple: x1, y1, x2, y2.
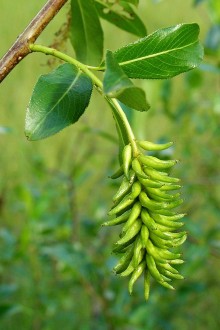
(29, 70, 81, 138)
(118, 40, 198, 66)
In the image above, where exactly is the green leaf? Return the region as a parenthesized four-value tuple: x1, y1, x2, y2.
(103, 51, 150, 112)
(113, 23, 204, 79)
(95, 1, 146, 37)
(25, 64, 93, 141)
(70, 0, 103, 65)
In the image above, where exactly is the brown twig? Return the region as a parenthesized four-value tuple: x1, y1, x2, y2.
(0, 0, 68, 83)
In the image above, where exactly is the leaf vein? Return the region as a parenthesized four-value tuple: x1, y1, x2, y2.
(30, 70, 82, 137)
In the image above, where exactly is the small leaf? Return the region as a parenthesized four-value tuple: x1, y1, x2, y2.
(25, 64, 93, 141)
(103, 51, 150, 112)
(95, 1, 146, 37)
(113, 23, 204, 79)
(70, 0, 103, 65)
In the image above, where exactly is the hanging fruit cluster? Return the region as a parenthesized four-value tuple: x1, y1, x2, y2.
(102, 140, 186, 301)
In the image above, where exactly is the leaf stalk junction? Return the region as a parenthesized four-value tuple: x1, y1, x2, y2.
(29, 43, 139, 156)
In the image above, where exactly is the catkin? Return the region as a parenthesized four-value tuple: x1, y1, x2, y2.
(104, 140, 186, 301)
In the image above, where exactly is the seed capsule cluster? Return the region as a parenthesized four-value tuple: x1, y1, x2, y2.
(103, 140, 186, 301)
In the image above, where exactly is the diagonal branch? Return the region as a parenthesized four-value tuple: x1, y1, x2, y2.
(0, 0, 69, 83)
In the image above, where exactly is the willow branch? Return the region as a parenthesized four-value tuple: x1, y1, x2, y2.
(0, 0, 68, 83)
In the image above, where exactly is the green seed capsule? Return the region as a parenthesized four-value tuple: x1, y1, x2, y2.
(151, 215, 184, 228)
(150, 227, 172, 240)
(139, 192, 167, 211)
(150, 232, 173, 249)
(156, 223, 182, 232)
(145, 239, 164, 262)
(130, 181, 142, 200)
(110, 165, 124, 179)
(109, 194, 135, 216)
(156, 261, 179, 274)
(102, 209, 131, 227)
(114, 245, 134, 274)
(132, 158, 148, 179)
(150, 212, 186, 222)
(149, 209, 177, 216)
(163, 231, 187, 239)
(169, 259, 184, 265)
(132, 236, 144, 268)
(138, 176, 163, 188)
(171, 234, 187, 247)
(146, 255, 164, 282)
(161, 274, 172, 282)
(157, 248, 181, 260)
(139, 155, 177, 170)
(161, 184, 182, 191)
(146, 187, 178, 200)
(112, 237, 136, 253)
(147, 193, 169, 203)
(120, 261, 134, 277)
(158, 280, 175, 290)
(141, 209, 158, 231)
(122, 144, 132, 179)
(137, 140, 173, 151)
(141, 225, 150, 246)
(128, 169, 136, 184)
(112, 176, 132, 203)
(116, 218, 142, 246)
(132, 246, 145, 267)
(128, 260, 145, 294)
(143, 167, 180, 183)
(144, 270, 151, 301)
(160, 269, 184, 280)
(122, 202, 142, 234)
(143, 195, 183, 211)
(165, 198, 184, 210)
(148, 193, 180, 204)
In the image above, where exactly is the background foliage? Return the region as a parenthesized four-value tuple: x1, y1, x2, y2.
(0, 0, 219, 329)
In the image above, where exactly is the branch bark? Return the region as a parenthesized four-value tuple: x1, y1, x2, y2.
(0, 0, 69, 83)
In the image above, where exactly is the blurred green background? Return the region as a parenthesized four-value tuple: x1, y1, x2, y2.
(0, 0, 219, 329)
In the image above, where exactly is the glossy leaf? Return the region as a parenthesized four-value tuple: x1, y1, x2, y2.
(113, 23, 204, 79)
(95, 1, 146, 37)
(70, 0, 103, 65)
(103, 51, 150, 111)
(25, 64, 93, 141)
